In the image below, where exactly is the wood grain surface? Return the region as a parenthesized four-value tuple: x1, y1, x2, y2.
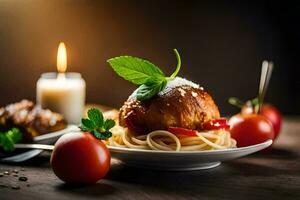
(0, 118, 299, 200)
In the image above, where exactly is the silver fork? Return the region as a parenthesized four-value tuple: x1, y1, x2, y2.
(14, 143, 54, 150)
(0, 144, 55, 163)
(0, 149, 44, 163)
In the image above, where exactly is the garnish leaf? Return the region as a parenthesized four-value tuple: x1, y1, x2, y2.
(87, 108, 103, 127)
(93, 131, 112, 140)
(136, 78, 167, 100)
(0, 128, 22, 151)
(107, 56, 165, 85)
(228, 96, 260, 112)
(80, 118, 95, 131)
(250, 98, 259, 106)
(228, 97, 244, 108)
(103, 119, 115, 130)
(107, 49, 182, 101)
(80, 108, 115, 140)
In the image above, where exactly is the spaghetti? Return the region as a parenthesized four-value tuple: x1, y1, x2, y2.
(104, 110, 237, 151)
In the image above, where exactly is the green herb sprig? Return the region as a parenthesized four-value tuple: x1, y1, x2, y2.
(0, 128, 22, 151)
(80, 108, 115, 140)
(107, 49, 181, 100)
(228, 97, 259, 113)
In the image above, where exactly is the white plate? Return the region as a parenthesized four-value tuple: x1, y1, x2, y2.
(34, 125, 79, 144)
(108, 140, 273, 171)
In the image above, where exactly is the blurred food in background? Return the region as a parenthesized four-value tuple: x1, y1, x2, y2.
(0, 100, 67, 142)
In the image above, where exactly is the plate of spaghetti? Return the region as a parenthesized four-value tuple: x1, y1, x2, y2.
(103, 49, 273, 170)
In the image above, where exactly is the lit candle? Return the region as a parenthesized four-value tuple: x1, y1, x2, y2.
(36, 42, 86, 124)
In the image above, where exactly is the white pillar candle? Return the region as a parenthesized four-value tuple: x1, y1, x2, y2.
(36, 42, 86, 124)
(37, 73, 86, 124)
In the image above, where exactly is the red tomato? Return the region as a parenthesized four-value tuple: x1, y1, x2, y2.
(229, 114, 275, 147)
(51, 131, 110, 184)
(260, 104, 282, 139)
(168, 127, 197, 136)
(241, 103, 282, 140)
(203, 118, 230, 130)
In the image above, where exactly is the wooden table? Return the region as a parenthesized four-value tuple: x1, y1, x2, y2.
(0, 118, 299, 200)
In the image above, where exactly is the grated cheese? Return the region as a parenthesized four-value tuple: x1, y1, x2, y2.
(158, 77, 200, 95)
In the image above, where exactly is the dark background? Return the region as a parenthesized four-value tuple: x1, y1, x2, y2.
(0, 0, 299, 115)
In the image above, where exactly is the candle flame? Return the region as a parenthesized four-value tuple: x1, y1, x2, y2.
(57, 42, 67, 73)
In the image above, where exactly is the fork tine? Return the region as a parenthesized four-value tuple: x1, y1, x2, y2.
(0, 149, 43, 163)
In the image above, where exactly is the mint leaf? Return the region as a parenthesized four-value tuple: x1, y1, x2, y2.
(80, 118, 95, 130)
(108, 49, 182, 101)
(80, 108, 116, 140)
(107, 56, 165, 85)
(93, 131, 112, 140)
(136, 78, 167, 100)
(87, 108, 103, 127)
(103, 119, 115, 130)
(93, 130, 105, 140)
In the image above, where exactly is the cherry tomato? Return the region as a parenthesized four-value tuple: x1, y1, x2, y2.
(260, 104, 282, 139)
(229, 114, 274, 147)
(168, 127, 197, 136)
(51, 131, 110, 184)
(241, 103, 282, 140)
(203, 118, 230, 130)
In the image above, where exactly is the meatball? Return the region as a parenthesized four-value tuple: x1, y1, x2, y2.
(119, 77, 220, 134)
